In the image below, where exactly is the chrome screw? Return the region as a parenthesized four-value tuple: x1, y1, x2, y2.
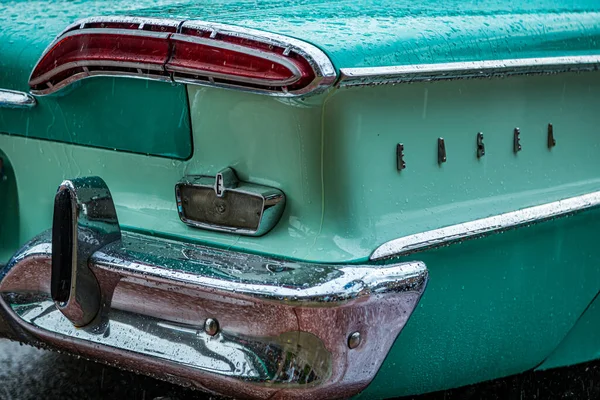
(348, 332, 361, 349)
(204, 318, 219, 336)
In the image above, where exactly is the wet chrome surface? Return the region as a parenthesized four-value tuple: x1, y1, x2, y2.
(0, 174, 427, 399)
(176, 168, 286, 236)
(51, 177, 121, 326)
(0, 89, 36, 108)
(339, 56, 600, 87)
(371, 190, 600, 260)
(1, 230, 427, 399)
(9, 297, 331, 384)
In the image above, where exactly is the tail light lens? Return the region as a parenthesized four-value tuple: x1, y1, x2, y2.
(29, 17, 336, 96)
(29, 30, 171, 91)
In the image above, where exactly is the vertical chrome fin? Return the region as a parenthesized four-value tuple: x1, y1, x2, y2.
(51, 177, 121, 327)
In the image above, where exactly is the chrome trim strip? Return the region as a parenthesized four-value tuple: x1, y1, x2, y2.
(339, 55, 600, 87)
(30, 16, 337, 97)
(371, 190, 600, 261)
(30, 59, 167, 87)
(0, 89, 36, 109)
(32, 72, 172, 96)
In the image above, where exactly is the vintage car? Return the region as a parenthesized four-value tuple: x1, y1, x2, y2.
(1, 1, 599, 399)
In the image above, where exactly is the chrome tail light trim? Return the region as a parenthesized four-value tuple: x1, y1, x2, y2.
(339, 55, 600, 87)
(371, 190, 600, 261)
(29, 16, 337, 97)
(178, 20, 337, 96)
(0, 176, 427, 399)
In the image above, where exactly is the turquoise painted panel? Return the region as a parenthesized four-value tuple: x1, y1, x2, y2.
(2, 0, 600, 92)
(536, 293, 600, 370)
(166, 0, 600, 69)
(0, 78, 192, 159)
(359, 208, 600, 398)
(2, 72, 600, 264)
(0, 86, 329, 265)
(0, 150, 19, 263)
(321, 72, 600, 260)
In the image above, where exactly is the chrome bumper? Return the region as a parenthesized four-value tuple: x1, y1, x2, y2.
(0, 177, 428, 399)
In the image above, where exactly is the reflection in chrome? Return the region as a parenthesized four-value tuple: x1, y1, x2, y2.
(176, 168, 286, 236)
(9, 297, 330, 383)
(1, 232, 426, 398)
(51, 177, 121, 326)
(0, 89, 36, 108)
(339, 55, 600, 87)
(371, 190, 600, 261)
(0, 175, 428, 399)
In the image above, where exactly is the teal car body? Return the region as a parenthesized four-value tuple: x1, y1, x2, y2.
(1, 1, 600, 398)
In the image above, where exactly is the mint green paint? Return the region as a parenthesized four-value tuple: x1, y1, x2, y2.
(359, 208, 600, 398)
(0, 86, 332, 265)
(321, 72, 600, 262)
(2, 72, 600, 266)
(0, 78, 192, 159)
(536, 292, 600, 371)
(2, 0, 600, 91)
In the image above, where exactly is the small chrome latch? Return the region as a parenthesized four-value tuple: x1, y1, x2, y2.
(437, 138, 447, 165)
(548, 123, 556, 149)
(176, 168, 285, 236)
(396, 143, 406, 171)
(514, 127, 522, 154)
(476, 132, 485, 158)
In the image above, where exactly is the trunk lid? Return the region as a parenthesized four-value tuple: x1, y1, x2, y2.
(2, 0, 600, 90)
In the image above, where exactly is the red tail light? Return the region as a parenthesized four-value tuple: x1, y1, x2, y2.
(29, 17, 336, 96)
(29, 30, 171, 91)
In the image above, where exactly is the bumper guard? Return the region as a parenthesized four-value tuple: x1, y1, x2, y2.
(0, 177, 428, 399)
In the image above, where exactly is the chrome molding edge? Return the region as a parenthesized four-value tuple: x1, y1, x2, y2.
(339, 55, 600, 87)
(371, 190, 600, 261)
(0, 89, 36, 109)
(0, 176, 427, 399)
(179, 20, 337, 96)
(30, 16, 337, 97)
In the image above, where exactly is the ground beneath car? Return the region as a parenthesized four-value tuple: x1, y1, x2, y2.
(1, 338, 598, 400)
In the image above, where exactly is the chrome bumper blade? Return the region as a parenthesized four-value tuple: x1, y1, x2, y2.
(0, 178, 428, 399)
